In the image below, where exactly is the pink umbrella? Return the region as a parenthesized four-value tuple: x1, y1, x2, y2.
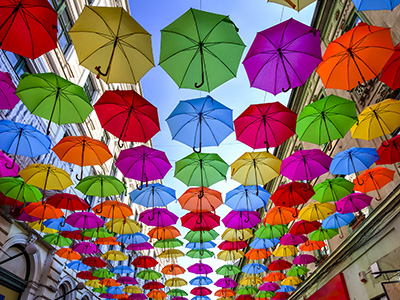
(259, 282, 280, 292)
(336, 193, 372, 214)
(191, 287, 212, 296)
(218, 241, 248, 250)
(117, 276, 139, 285)
(99, 294, 114, 299)
(281, 149, 332, 181)
(127, 242, 154, 251)
(279, 233, 308, 246)
(0, 71, 20, 110)
(293, 254, 316, 265)
(214, 278, 237, 288)
(188, 263, 213, 275)
(0, 151, 18, 177)
(65, 212, 104, 229)
(72, 242, 100, 254)
(139, 208, 178, 227)
(222, 211, 260, 229)
(115, 145, 172, 188)
(128, 294, 148, 300)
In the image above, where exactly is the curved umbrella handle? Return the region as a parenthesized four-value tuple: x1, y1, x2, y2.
(5, 158, 16, 170)
(118, 139, 124, 148)
(338, 227, 344, 239)
(76, 168, 84, 181)
(355, 176, 364, 186)
(95, 199, 104, 214)
(292, 210, 298, 218)
(148, 209, 156, 221)
(196, 213, 203, 224)
(193, 144, 202, 153)
(136, 183, 144, 190)
(195, 47, 205, 89)
(95, 65, 109, 77)
(358, 80, 367, 87)
(375, 189, 382, 201)
(282, 81, 292, 93)
(60, 217, 66, 227)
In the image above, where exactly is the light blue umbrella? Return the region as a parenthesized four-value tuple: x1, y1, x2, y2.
(166, 96, 234, 152)
(241, 263, 267, 274)
(66, 261, 90, 271)
(225, 185, 270, 211)
(352, 0, 400, 11)
(130, 183, 176, 207)
(277, 285, 296, 292)
(322, 212, 355, 229)
(43, 218, 78, 231)
(117, 232, 149, 244)
(249, 237, 280, 249)
(185, 241, 216, 250)
(189, 276, 213, 286)
(192, 296, 211, 300)
(110, 265, 134, 274)
(106, 286, 124, 295)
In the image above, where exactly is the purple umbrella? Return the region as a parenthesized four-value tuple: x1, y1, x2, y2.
(65, 212, 104, 229)
(293, 254, 316, 265)
(0, 151, 18, 177)
(117, 276, 139, 285)
(72, 242, 100, 254)
(116, 145, 172, 188)
(243, 18, 322, 95)
(128, 294, 148, 300)
(214, 278, 237, 288)
(127, 242, 154, 251)
(99, 294, 114, 299)
(336, 193, 372, 214)
(139, 208, 178, 227)
(259, 282, 280, 292)
(11, 207, 40, 222)
(281, 149, 332, 181)
(279, 233, 308, 246)
(222, 211, 260, 229)
(0, 71, 20, 110)
(188, 263, 213, 275)
(172, 297, 188, 300)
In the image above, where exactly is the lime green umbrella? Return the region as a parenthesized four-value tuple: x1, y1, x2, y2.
(137, 269, 162, 280)
(76, 175, 126, 197)
(92, 268, 114, 278)
(287, 266, 309, 277)
(313, 178, 354, 203)
(160, 8, 245, 92)
(216, 265, 241, 276)
(296, 95, 357, 148)
(92, 286, 107, 293)
(0, 177, 42, 204)
(154, 238, 184, 248)
(309, 227, 338, 241)
(186, 249, 214, 259)
(167, 289, 188, 297)
(237, 286, 258, 295)
(175, 152, 229, 187)
(15, 73, 93, 135)
(254, 224, 288, 239)
(184, 230, 219, 242)
(256, 291, 275, 298)
(83, 227, 114, 238)
(43, 233, 72, 247)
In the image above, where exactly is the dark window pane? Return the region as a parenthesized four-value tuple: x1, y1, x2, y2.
(2, 51, 30, 78)
(83, 75, 96, 101)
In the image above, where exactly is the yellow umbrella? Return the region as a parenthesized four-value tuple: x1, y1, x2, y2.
(28, 221, 58, 234)
(351, 99, 400, 141)
(69, 6, 154, 84)
(217, 298, 232, 300)
(299, 202, 335, 221)
(158, 249, 185, 259)
(281, 276, 302, 286)
(123, 286, 143, 294)
(239, 276, 262, 286)
(231, 152, 281, 187)
(221, 228, 253, 241)
(217, 250, 244, 261)
(164, 278, 187, 287)
(267, 0, 316, 11)
(85, 280, 103, 288)
(105, 218, 141, 235)
(272, 245, 298, 257)
(19, 164, 73, 191)
(102, 250, 128, 261)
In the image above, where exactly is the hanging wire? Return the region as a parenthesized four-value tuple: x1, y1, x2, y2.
(280, 6, 285, 22)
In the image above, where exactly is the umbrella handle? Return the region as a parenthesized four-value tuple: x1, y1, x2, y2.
(60, 217, 66, 227)
(336, 206, 343, 213)
(5, 158, 16, 170)
(338, 227, 344, 239)
(355, 176, 364, 186)
(196, 213, 203, 224)
(95, 200, 104, 214)
(148, 209, 156, 221)
(118, 139, 124, 148)
(195, 46, 205, 89)
(375, 189, 382, 201)
(95, 65, 109, 77)
(282, 81, 291, 93)
(302, 183, 312, 192)
(292, 210, 298, 218)
(193, 144, 202, 153)
(136, 183, 144, 190)
(76, 168, 83, 181)
(358, 81, 367, 87)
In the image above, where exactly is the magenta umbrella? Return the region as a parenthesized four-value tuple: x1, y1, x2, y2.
(222, 211, 261, 229)
(279, 233, 308, 246)
(115, 145, 172, 188)
(259, 282, 280, 292)
(139, 207, 178, 227)
(0, 151, 19, 177)
(172, 297, 188, 300)
(0, 71, 20, 110)
(215, 278, 238, 288)
(336, 193, 372, 214)
(188, 263, 213, 275)
(293, 254, 316, 265)
(281, 149, 332, 181)
(127, 242, 154, 251)
(128, 294, 148, 300)
(243, 18, 322, 95)
(99, 294, 114, 299)
(11, 207, 40, 222)
(117, 276, 139, 285)
(65, 212, 104, 229)
(72, 242, 100, 254)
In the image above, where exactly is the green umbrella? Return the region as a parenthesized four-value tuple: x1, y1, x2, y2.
(137, 269, 162, 280)
(167, 289, 188, 297)
(254, 224, 288, 239)
(43, 233, 72, 247)
(0, 177, 42, 204)
(92, 268, 114, 278)
(83, 227, 115, 238)
(186, 249, 213, 259)
(216, 265, 241, 276)
(309, 227, 338, 241)
(154, 238, 184, 248)
(160, 8, 245, 92)
(237, 286, 258, 295)
(313, 178, 354, 203)
(256, 291, 275, 298)
(175, 152, 229, 187)
(76, 175, 126, 197)
(15, 73, 93, 135)
(296, 95, 357, 148)
(92, 286, 107, 293)
(184, 229, 219, 242)
(287, 266, 309, 277)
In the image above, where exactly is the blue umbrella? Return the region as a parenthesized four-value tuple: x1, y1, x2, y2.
(130, 183, 176, 208)
(110, 265, 134, 274)
(117, 232, 149, 244)
(277, 285, 296, 292)
(0, 120, 51, 169)
(249, 237, 280, 249)
(186, 241, 216, 250)
(225, 185, 270, 211)
(352, 0, 400, 11)
(106, 286, 124, 295)
(43, 218, 78, 231)
(189, 276, 213, 286)
(166, 96, 234, 152)
(192, 296, 211, 300)
(241, 263, 267, 274)
(66, 261, 90, 271)
(322, 212, 355, 229)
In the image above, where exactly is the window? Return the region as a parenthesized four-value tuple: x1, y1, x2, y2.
(51, 0, 73, 53)
(83, 75, 96, 102)
(2, 51, 30, 78)
(55, 284, 68, 300)
(101, 130, 110, 145)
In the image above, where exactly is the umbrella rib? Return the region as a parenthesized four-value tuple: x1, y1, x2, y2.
(203, 46, 238, 77)
(79, 39, 116, 65)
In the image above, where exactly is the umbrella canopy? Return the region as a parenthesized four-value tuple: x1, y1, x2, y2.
(299, 240, 325, 251)
(93, 200, 133, 219)
(0, 177, 42, 204)
(117, 277, 138, 285)
(322, 212, 355, 229)
(352, 0, 400, 10)
(148, 225, 180, 240)
(154, 238, 183, 248)
(0, 0, 57, 59)
(99, 278, 120, 287)
(214, 278, 237, 288)
(336, 193, 373, 213)
(179, 187, 223, 213)
(299, 202, 335, 221)
(92, 268, 115, 278)
(245, 249, 271, 261)
(240, 276, 262, 286)
(24, 202, 63, 220)
(186, 241, 216, 249)
(264, 207, 298, 225)
(243, 19, 321, 95)
(242, 263, 267, 274)
(309, 228, 338, 241)
(72, 242, 100, 254)
(0, 151, 18, 178)
(185, 229, 218, 242)
(55, 248, 81, 261)
(313, 178, 354, 203)
(191, 287, 212, 296)
(219, 241, 247, 251)
(270, 182, 314, 207)
(69, 5, 154, 83)
(279, 233, 308, 246)
(166, 96, 234, 152)
(190, 276, 213, 286)
(187, 263, 213, 275)
(249, 237, 280, 249)
(127, 242, 153, 251)
(132, 256, 158, 268)
(111, 266, 134, 274)
(215, 289, 235, 298)
(165, 278, 188, 287)
(124, 286, 143, 294)
(159, 8, 245, 92)
(289, 220, 321, 235)
(216, 265, 241, 276)
(353, 167, 395, 200)
(225, 185, 270, 211)
(76, 174, 126, 197)
(237, 286, 258, 295)
(0, 71, 19, 110)
(82, 257, 107, 268)
(102, 250, 128, 261)
(267, 0, 316, 11)
(16, 73, 93, 135)
(139, 208, 178, 227)
(222, 228, 253, 241)
(259, 282, 279, 292)
(94, 90, 159, 144)
(158, 249, 185, 259)
(268, 260, 292, 271)
(83, 227, 114, 238)
(143, 282, 164, 290)
(66, 261, 90, 271)
(76, 271, 96, 280)
(181, 212, 220, 231)
(317, 22, 394, 90)
(167, 289, 188, 297)
(287, 266, 309, 277)
(255, 224, 288, 239)
(130, 183, 176, 208)
(222, 211, 261, 229)
(281, 277, 302, 286)
(376, 135, 400, 165)
(94, 236, 118, 245)
(292, 254, 317, 265)
(380, 43, 400, 90)
(66, 212, 105, 229)
(217, 250, 245, 261)
(46, 193, 89, 211)
(147, 290, 167, 299)
(42, 233, 72, 247)
(117, 232, 149, 244)
(161, 264, 186, 275)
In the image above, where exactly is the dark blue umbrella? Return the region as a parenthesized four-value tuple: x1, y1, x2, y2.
(225, 185, 270, 211)
(166, 96, 234, 152)
(117, 232, 149, 244)
(249, 237, 280, 249)
(189, 276, 213, 286)
(352, 0, 400, 11)
(241, 263, 267, 274)
(186, 241, 216, 250)
(130, 183, 176, 207)
(0, 120, 51, 169)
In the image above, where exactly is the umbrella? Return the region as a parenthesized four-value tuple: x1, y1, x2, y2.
(149, 225, 181, 240)
(129, 294, 147, 300)
(185, 229, 218, 242)
(42, 233, 71, 247)
(313, 178, 354, 203)
(106, 219, 141, 235)
(111, 266, 134, 274)
(106, 287, 124, 295)
(124, 286, 143, 294)
(158, 249, 185, 259)
(352, 0, 400, 10)
(270, 182, 314, 207)
(259, 282, 279, 292)
(139, 208, 178, 227)
(242, 263, 267, 274)
(264, 207, 298, 225)
(245, 249, 271, 261)
(102, 250, 128, 261)
(243, 19, 321, 95)
(287, 266, 309, 277)
(154, 238, 183, 248)
(43, 218, 77, 231)
(23, 202, 63, 220)
(225, 185, 269, 211)
(77, 271, 96, 280)
(93, 200, 133, 219)
(216, 265, 241, 276)
(237, 287, 258, 295)
(267, 0, 316, 11)
(186, 249, 213, 259)
(317, 22, 394, 90)
(161, 264, 186, 275)
(187, 263, 213, 275)
(263, 272, 286, 282)
(222, 228, 253, 241)
(166, 96, 234, 152)
(66, 212, 105, 229)
(299, 240, 325, 251)
(380, 43, 400, 89)
(130, 183, 176, 208)
(117, 233, 149, 244)
(59, 230, 90, 240)
(289, 220, 321, 235)
(322, 212, 355, 229)
(186, 241, 216, 249)
(281, 149, 332, 181)
(0, 71, 19, 110)
(0, 120, 51, 169)
(0, 151, 18, 177)
(353, 167, 394, 200)
(268, 260, 292, 271)
(292, 254, 317, 265)
(376, 135, 400, 165)
(0, 177, 42, 204)
(255, 291, 275, 298)
(249, 237, 280, 249)
(219, 241, 247, 251)
(55, 248, 81, 260)
(164, 278, 188, 287)
(117, 277, 138, 285)
(94, 90, 159, 146)
(52, 135, 112, 180)
(147, 291, 167, 299)
(240, 276, 262, 286)
(181, 212, 220, 231)
(159, 8, 245, 92)
(46, 193, 89, 211)
(83, 227, 114, 238)
(127, 242, 153, 251)
(82, 257, 107, 268)
(191, 287, 212, 296)
(255, 224, 288, 239)
(296, 95, 357, 147)
(214, 278, 237, 288)
(217, 250, 244, 261)
(179, 187, 223, 213)
(222, 211, 261, 229)
(116, 145, 171, 187)
(92, 268, 115, 278)
(281, 277, 302, 286)
(190, 276, 213, 286)
(277, 286, 296, 293)
(96, 236, 119, 245)
(28, 221, 58, 233)
(236, 296, 255, 300)
(309, 228, 338, 241)
(215, 290, 235, 298)
(299, 202, 335, 221)
(69, 5, 154, 83)
(72, 242, 100, 254)
(336, 193, 373, 213)
(279, 233, 308, 246)
(168, 290, 188, 297)
(66, 261, 90, 271)
(0, 0, 57, 59)
(16, 72, 93, 135)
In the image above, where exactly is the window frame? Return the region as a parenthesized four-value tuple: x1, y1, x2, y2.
(51, 0, 73, 54)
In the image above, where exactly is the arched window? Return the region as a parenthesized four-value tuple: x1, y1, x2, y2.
(0, 244, 30, 281)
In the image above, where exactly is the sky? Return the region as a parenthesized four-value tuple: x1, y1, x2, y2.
(128, 0, 316, 296)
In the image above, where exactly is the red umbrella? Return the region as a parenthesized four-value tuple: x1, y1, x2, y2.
(131, 256, 158, 268)
(270, 182, 314, 207)
(181, 212, 220, 231)
(0, 0, 58, 59)
(60, 230, 91, 240)
(82, 257, 108, 268)
(268, 259, 292, 271)
(272, 292, 289, 299)
(376, 135, 400, 166)
(191, 287, 212, 296)
(234, 102, 297, 151)
(77, 271, 97, 280)
(379, 43, 400, 90)
(218, 241, 248, 251)
(236, 296, 255, 300)
(289, 220, 321, 235)
(143, 281, 165, 290)
(0, 192, 22, 207)
(94, 90, 160, 146)
(45, 193, 89, 211)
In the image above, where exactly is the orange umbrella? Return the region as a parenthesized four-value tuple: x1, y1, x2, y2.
(24, 202, 64, 220)
(148, 226, 180, 240)
(299, 240, 325, 251)
(52, 135, 112, 180)
(215, 289, 236, 297)
(55, 248, 81, 260)
(245, 249, 271, 260)
(99, 278, 120, 286)
(179, 187, 223, 212)
(113, 295, 129, 300)
(161, 264, 186, 275)
(354, 166, 395, 200)
(95, 236, 120, 245)
(93, 200, 133, 219)
(147, 290, 167, 299)
(317, 22, 394, 90)
(263, 272, 286, 282)
(264, 207, 298, 225)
